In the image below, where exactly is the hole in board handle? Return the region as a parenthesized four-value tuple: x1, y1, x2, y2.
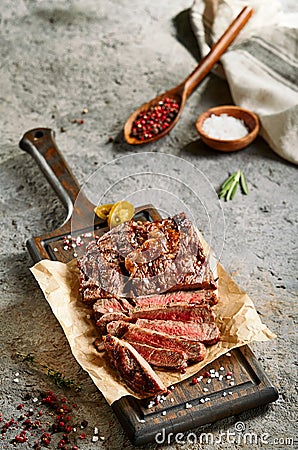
(33, 130, 44, 140)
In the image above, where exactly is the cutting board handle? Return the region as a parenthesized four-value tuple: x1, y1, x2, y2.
(19, 128, 87, 222)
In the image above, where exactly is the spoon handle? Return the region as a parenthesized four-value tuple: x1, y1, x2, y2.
(183, 6, 253, 98)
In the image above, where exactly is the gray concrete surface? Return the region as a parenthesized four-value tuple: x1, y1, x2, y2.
(0, 1, 297, 449)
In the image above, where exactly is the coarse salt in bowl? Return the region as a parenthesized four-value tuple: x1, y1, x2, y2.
(196, 105, 260, 152)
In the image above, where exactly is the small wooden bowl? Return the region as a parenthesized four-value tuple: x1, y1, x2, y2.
(195, 105, 260, 152)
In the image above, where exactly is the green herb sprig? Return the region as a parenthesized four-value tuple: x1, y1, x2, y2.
(219, 170, 248, 201)
(16, 352, 82, 391)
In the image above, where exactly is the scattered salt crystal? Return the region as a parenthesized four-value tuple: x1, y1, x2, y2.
(219, 375, 223, 381)
(162, 411, 166, 416)
(74, 252, 78, 257)
(94, 427, 98, 435)
(220, 366, 224, 371)
(170, 398, 174, 403)
(222, 392, 227, 397)
(170, 385, 175, 390)
(227, 375, 232, 380)
(13, 378, 19, 383)
(203, 388, 209, 392)
(63, 246, 68, 250)
(53, 248, 58, 252)
(92, 436, 99, 442)
(198, 376, 203, 381)
(215, 371, 219, 378)
(99, 436, 105, 441)
(108, 308, 114, 313)
(202, 113, 248, 140)
(185, 403, 192, 409)
(207, 379, 212, 384)
(200, 398, 205, 404)
(140, 419, 145, 423)
(33, 397, 38, 403)
(15, 372, 19, 376)
(228, 391, 233, 395)
(226, 352, 231, 357)
(229, 381, 235, 386)
(205, 397, 210, 402)
(209, 369, 215, 373)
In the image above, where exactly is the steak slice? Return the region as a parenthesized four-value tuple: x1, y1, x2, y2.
(106, 320, 130, 337)
(93, 297, 130, 319)
(136, 319, 220, 345)
(131, 303, 215, 323)
(103, 334, 167, 396)
(134, 289, 217, 308)
(123, 325, 207, 362)
(96, 312, 131, 330)
(128, 342, 188, 370)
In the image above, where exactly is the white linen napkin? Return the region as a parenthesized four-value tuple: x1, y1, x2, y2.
(190, 0, 298, 164)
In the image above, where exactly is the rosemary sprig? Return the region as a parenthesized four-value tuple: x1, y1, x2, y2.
(219, 170, 248, 201)
(16, 352, 82, 391)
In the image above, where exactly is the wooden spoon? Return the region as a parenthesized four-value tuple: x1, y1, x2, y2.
(124, 6, 253, 145)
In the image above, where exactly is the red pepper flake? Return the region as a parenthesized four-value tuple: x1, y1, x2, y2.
(79, 119, 84, 124)
(72, 118, 78, 123)
(73, 404, 77, 408)
(203, 371, 210, 378)
(227, 371, 233, 376)
(79, 432, 86, 439)
(191, 377, 198, 385)
(130, 97, 179, 141)
(15, 434, 28, 443)
(17, 404, 23, 410)
(71, 447, 79, 450)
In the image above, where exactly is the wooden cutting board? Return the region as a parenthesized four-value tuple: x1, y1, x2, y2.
(19, 128, 278, 446)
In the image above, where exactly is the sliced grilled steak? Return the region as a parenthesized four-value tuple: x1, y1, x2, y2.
(136, 319, 220, 345)
(123, 325, 207, 362)
(131, 303, 215, 323)
(129, 342, 188, 370)
(103, 334, 166, 396)
(134, 289, 217, 308)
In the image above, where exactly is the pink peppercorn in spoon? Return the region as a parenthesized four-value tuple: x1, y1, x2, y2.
(124, 6, 253, 145)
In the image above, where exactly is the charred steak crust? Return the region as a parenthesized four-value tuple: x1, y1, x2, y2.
(103, 334, 166, 396)
(77, 212, 217, 303)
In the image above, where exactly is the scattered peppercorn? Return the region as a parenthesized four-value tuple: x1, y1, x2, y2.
(130, 97, 179, 141)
